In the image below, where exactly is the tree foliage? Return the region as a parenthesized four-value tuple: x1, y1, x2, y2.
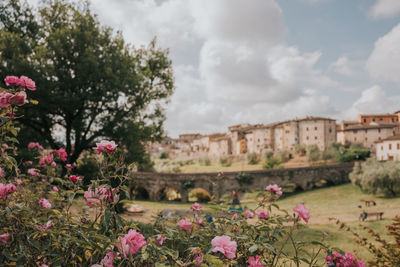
(0, 0, 174, 166)
(350, 159, 400, 197)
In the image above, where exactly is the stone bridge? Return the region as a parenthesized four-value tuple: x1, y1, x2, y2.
(128, 163, 354, 202)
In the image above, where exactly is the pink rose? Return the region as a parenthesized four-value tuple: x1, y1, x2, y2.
(4, 76, 21, 86)
(197, 217, 205, 226)
(0, 91, 13, 108)
(2, 143, 8, 149)
(8, 91, 27, 106)
(56, 148, 68, 161)
(52, 186, 59, 192)
(244, 209, 255, 219)
(265, 184, 283, 196)
(0, 183, 16, 199)
(24, 161, 33, 165)
(156, 235, 166, 246)
(19, 75, 36, 91)
(178, 218, 192, 231)
(27, 142, 43, 150)
(100, 251, 115, 267)
(93, 140, 117, 154)
(211, 235, 237, 259)
(39, 220, 52, 229)
(191, 248, 203, 266)
(14, 178, 22, 186)
(116, 229, 146, 258)
(84, 187, 117, 207)
(293, 204, 310, 223)
(248, 255, 264, 267)
(191, 202, 202, 211)
(69, 175, 81, 183)
(39, 198, 51, 209)
(0, 233, 10, 244)
(256, 210, 269, 219)
(27, 168, 40, 176)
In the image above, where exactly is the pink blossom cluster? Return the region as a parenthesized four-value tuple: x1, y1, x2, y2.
(93, 140, 117, 154)
(0, 183, 16, 199)
(39, 198, 51, 209)
(4, 75, 36, 90)
(84, 187, 118, 207)
(325, 251, 365, 267)
(156, 235, 166, 246)
(256, 210, 269, 219)
(116, 229, 146, 258)
(0, 76, 36, 108)
(28, 142, 44, 150)
(69, 175, 81, 183)
(66, 162, 77, 172)
(55, 148, 68, 162)
(265, 184, 283, 196)
(38, 220, 53, 230)
(244, 209, 255, 219)
(293, 204, 310, 223)
(211, 235, 237, 259)
(178, 218, 192, 231)
(191, 247, 203, 266)
(191, 202, 202, 211)
(0, 91, 27, 107)
(39, 154, 55, 167)
(0, 233, 10, 244)
(248, 255, 264, 267)
(27, 168, 40, 176)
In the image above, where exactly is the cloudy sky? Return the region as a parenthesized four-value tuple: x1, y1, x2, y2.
(29, 0, 400, 137)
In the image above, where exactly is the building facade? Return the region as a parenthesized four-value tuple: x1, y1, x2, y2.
(376, 135, 400, 161)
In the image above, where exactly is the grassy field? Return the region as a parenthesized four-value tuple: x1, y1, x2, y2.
(154, 155, 333, 173)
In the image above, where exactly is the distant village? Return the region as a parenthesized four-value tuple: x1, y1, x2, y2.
(148, 112, 400, 162)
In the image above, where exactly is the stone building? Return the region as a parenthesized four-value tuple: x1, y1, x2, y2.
(337, 122, 400, 150)
(208, 134, 231, 159)
(376, 134, 400, 161)
(272, 117, 336, 152)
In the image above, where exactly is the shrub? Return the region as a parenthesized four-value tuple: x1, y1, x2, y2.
(322, 143, 340, 160)
(263, 157, 281, 169)
(200, 157, 211, 166)
(247, 152, 259, 165)
(159, 151, 169, 159)
(0, 74, 365, 266)
(219, 156, 231, 167)
(306, 144, 320, 162)
(189, 188, 211, 202)
(294, 144, 306, 156)
(349, 158, 400, 197)
(336, 147, 370, 162)
(274, 150, 289, 163)
(264, 149, 274, 160)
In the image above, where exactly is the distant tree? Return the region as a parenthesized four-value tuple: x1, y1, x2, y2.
(274, 150, 289, 163)
(306, 145, 320, 162)
(0, 0, 174, 167)
(247, 152, 259, 165)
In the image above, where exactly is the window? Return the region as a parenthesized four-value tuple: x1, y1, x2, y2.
(378, 129, 381, 133)
(306, 136, 309, 140)
(354, 137, 357, 141)
(389, 144, 392, 150)
(306, 127, 309, 131)
(397, 143, 400, 150)
(314, 136, 317, 140)
(363, 119, 366, 123)
(380, 118, 383, 121)
(373, 118, 376, 122)
(381, 145, 383, 150)
(315, 127, 318, 130)
(365, 137, 368, 141)
(329, 128, 332, 133)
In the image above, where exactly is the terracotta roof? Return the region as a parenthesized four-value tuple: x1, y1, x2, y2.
(377, 134, 400, 142)
(341, 123, 398, 131)
(359, 113, 397, 117)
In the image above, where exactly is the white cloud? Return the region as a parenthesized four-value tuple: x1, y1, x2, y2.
(369, 0, 400, 19)
(343, 85, 400, 119)
(329, 56, 355, 76)
(366, 24, 400, 85)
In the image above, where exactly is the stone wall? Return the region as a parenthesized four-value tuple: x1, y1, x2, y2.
(128, 163, 354, 202)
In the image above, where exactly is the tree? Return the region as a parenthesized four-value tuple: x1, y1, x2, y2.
(0, 0, 174, 166)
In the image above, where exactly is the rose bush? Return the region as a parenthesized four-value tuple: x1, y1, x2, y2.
(0, 75, 366, 266)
